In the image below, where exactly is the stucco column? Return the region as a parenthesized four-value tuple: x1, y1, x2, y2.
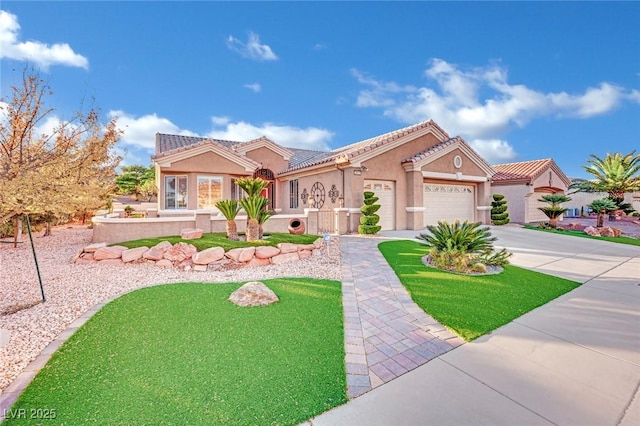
(476, 180, 492, 224)
(195, 212, 211, 232)
(405, 170, 425, 230)
(335, 208, 349, 235)
(305, 208, 319, 234)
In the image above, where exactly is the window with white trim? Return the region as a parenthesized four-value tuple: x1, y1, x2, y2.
(165, 175, 187, 209)
(197, 176, 223, 209)
(231, 178, 246, 201)
(289, 179, 299, 209)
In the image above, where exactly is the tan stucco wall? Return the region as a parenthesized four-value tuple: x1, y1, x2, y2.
(491, 184, 531, 223)
(277, 168, 343, 214)
(244, 147, 288, 172)
(425, 149, 485, 176)
(162, 151, 249, 175)
(531, 169, 568, 191)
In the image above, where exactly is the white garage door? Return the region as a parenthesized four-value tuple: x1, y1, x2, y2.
(527, 192, 553, 223)
(423, 183, 475, 225)
(364, 180, 395, 230)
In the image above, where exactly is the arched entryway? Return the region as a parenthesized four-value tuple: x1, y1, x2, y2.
(253, 168, 276, 209)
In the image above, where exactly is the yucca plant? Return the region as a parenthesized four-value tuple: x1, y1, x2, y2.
(417, 220, 509, 273)
(215, 199, 240, 240)
(538, 194, 571, 228)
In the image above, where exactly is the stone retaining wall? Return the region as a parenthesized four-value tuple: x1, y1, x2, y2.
(74, 238, 326, 271)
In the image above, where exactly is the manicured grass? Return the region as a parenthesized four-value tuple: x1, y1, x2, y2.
(523, 225, 640, 247)
(379, 240, 580, 341)
(115, 232, 320, 251)
(6, 279, 346, 425)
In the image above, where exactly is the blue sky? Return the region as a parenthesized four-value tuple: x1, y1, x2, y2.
(1, 1, 639, 178)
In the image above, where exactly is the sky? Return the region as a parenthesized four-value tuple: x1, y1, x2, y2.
(1, 1, 639, 178)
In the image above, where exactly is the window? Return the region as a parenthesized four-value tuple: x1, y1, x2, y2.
(231, 178, 246, 201)
(165, 176, 187, 209)
(289, 179, 299, 209)
(197, 176, 222, 209)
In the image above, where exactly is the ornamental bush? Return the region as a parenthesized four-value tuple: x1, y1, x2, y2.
(491, 194, 510, 225)
(358, 191, 382, 234)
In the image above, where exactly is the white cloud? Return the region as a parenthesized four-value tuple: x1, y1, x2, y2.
(0, 10, 88, 70)
(108, 110, 197, 151)
(207, 119, 333, 151)
(353, 59, 634, 159)
(469, 139, 517, 164)
(313, 43, 327, 51)
(244, 83, 262, 93)
(628, 89, 640, 104)
(226, 32, 278, 61)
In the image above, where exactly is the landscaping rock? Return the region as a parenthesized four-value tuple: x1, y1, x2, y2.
(277, 243, 298, 254)
(193, 264, 208, 272)
(143, 241, 172, 260)
(225, 247, 244, 262)
(163, 242, 197, 263)
(93, 245, 127, 261)
(255, 246, 280, 259)
(193, 247, 225, 265)
(83, 242, 107, 253)
(238, 247, 256, 262)
(299, 249, 313, 259)
(584, 226, 600, 236)
(98, 258, 123, 265)
(180, 228, 203, 239)
(121, 246, 149, 263)
(80, 253, 95, 261)
(247, 257, 270, 267)
(313, 238, 324, 249)
(271, 252, 299, 264)
(155, 259, 173, 268)
(228, 281, 279, 307)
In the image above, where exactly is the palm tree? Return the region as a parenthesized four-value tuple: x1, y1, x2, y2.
(538, 194, 571, 228)
(570, 151, 640, 200)
(588, 198, 618, 228)
(257, 208, 275, 239)
(234, 177, 269, 242)
(215, 199, 240, 240)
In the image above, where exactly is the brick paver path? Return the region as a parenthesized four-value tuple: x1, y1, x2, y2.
(340, 236, 465, 398)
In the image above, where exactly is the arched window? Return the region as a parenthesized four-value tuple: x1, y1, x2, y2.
(253, 168, 276, 208)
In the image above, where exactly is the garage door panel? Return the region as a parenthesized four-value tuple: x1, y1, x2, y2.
(424, 183, 475, 225)
(364, 180, 395, 231)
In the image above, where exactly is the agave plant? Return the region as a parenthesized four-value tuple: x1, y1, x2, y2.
(215, 199, 240, 240)
(537, 194, 571, 228)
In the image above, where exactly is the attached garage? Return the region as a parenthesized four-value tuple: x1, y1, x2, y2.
(423, 183, 475, 225)
(364, 180, 395, 230)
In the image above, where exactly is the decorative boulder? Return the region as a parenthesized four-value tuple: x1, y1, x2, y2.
(143, 241, 173, 261)
(180, 228, 204, 240)
(193, 247, 225, 265)
(255, 246, 280, 259)
(584, 226, 600, 236)
(163, 242, 198, 263)
(121, 246, 149, 263)
(228, 281, 279, 307)
(94, 245, 127, 261)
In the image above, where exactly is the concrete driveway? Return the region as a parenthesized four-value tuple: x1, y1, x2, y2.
(310, 226, 640, 426)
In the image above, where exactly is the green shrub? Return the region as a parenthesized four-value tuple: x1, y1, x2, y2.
(358, 191, 382, 235)
(359, 215, 380, 226)
(491, 194, 510, 225)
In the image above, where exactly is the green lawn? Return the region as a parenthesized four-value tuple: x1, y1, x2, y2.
(379, 240, 580, 341)
(5, 279, 346, 425)
(115, 232, 320, 251)
(523, 225, 640, 247)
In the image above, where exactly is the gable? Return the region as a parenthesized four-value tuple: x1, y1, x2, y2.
(424, 148, 485, 176)
(161, 151, 252, 174)
(243, 146, 289, 172)
(154, 141, 259, 172)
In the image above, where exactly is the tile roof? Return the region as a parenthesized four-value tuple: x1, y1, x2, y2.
(491, 159, 554, 182)
(155, 133, 237, 154)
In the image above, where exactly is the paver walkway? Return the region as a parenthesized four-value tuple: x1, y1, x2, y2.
(340, 236, 464, 398)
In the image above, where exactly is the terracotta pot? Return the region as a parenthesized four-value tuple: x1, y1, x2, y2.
(288, 218, 305, 235)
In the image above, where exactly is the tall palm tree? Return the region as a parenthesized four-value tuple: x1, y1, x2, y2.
(538, 194, 571, 228)
(571, 151, 640, 200)
(215, 199, 240, 240)
(234, 177, 269, 242)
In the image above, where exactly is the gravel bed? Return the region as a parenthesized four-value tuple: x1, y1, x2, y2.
(0, 226, 342, 393)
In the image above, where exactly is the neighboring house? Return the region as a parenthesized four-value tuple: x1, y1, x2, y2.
(565, 181, 640, 216)
(152, 120, 496, 231)
(491, 159, 572, 223)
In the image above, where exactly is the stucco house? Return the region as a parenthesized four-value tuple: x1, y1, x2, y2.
(152, 120, 497, 231)
(491, 159, 572, 223)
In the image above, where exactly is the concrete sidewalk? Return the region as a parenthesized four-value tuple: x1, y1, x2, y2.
(309, 227, 640, 426)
